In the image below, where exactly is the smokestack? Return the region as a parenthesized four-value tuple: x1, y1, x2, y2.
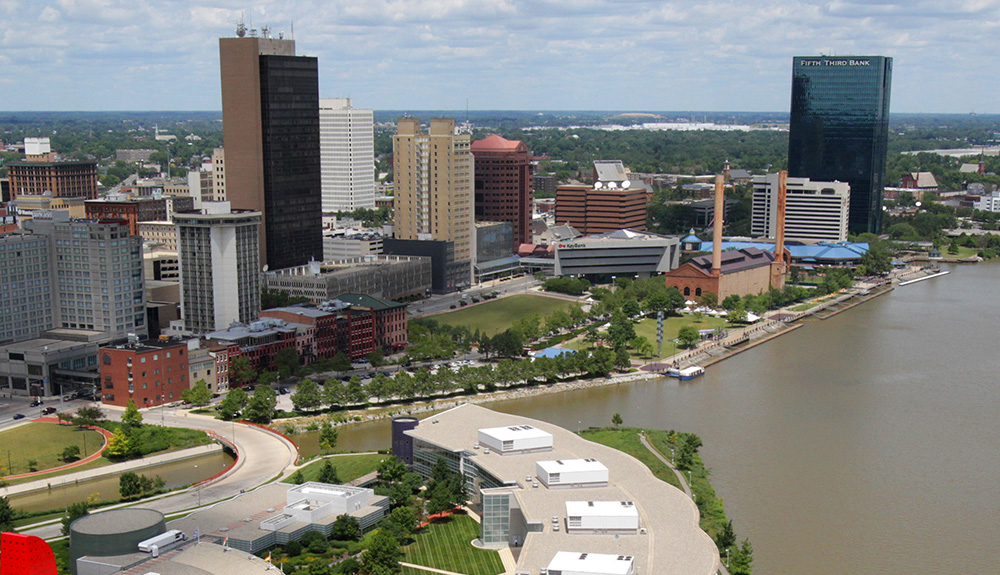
(775, 170, 787, 265)
(712, 174, 724, 276)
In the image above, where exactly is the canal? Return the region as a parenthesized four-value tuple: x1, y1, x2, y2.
(333, 262, 999, 575)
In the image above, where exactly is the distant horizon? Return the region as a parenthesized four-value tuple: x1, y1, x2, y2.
(0, 110, 997, 118)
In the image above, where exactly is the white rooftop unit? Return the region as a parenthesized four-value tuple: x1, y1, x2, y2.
(536, 459, 609, 489)
(545, 551, 635, 575)
(565, 501, 639, 533)
(477, 424, 553, 455)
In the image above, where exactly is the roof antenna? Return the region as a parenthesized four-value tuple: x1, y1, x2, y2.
(291, 21, 294, 40)
(236, 12, 246, 37)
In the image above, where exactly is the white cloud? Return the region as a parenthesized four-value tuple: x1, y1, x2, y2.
(0, 0, 996, 111)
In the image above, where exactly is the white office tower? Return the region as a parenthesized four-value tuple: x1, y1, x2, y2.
(319, 98, 375, 212)
(175, 203, 261, 333)
(752, 173, 851, 243)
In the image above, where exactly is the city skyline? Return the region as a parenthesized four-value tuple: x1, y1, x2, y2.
(0, 1, 997, 114)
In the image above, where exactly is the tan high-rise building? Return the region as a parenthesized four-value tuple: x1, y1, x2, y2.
(219, 34, 322, 271)
(393, 118, 474, 268)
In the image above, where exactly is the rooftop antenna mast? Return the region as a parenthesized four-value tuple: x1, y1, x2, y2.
(236, 13, 246, 37)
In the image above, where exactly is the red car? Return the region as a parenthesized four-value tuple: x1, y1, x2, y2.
(41, 407, 57, 415)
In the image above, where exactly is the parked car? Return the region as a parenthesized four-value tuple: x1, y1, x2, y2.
(41, 407, 57, 415)
(278, 387, 290, 395)
(12, 413, 25, 420)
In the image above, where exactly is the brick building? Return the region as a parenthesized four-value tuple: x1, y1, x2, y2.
(554, 183, 647, 235)
(472, 135, 533, 249)
(99, 338, 189, 408)
(662, 247, 775, 300)
(331, 292, 408, 352)
(84, 197, 168, 235)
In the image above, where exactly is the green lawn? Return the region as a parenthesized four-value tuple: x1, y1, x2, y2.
(564, 315, 730, 359)
(943, 245, 979, 258)
(403, 512, 503, 575)
(294, 452, 387, 483)
(578, 428, 681, 490)
(0, 423, 105, 476)
(430, 294, 579, 336)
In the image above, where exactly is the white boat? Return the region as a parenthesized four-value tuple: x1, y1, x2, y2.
(666, 366, 705, 380)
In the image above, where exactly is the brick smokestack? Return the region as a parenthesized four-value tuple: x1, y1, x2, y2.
(775, 170, 787, 265)
(712, 174, 724, 276)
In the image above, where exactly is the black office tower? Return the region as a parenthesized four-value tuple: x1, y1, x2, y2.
(788, 56, 892, 234)
(221, 35, 323, 271)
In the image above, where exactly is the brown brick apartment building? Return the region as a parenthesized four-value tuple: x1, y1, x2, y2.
(99, 339, 189, 408)
(472, 135, 533, 249)
(554, 184, 647, 235)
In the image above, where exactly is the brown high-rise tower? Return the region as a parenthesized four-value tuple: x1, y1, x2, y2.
(471, 135, 533, 250)
(219, 33, 322, 270)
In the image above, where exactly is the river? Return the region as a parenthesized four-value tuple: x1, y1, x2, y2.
(333, 262, 1000, 575)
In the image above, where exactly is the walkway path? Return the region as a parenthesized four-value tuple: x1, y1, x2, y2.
(399, 562, 468, 575)
(19, 409, 297, 541)
(639, 433, 731, 575)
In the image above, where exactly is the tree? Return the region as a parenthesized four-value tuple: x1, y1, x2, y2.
(860, 244, 894, 275)
(622, 299, 641, 318)
(73, 406, 106, 426)
(291, 379, 322, 412)
(698, 291, 718, 309)
(257, 370, 278, 389)
(607, 310, 636, 347)
(61, 500, 90, 536)
(611, 413, 623, 427)
(614, 346, 631, 371)
(290, 469, 305, 484)
(61, 445, 81, 463)
(122, 398, 143, 428)
(274, 346, 300, 380)
(491, 329, 525, 358)
(729, 538, 754, 575)
(244, 385, 277, 424)
(317, 460, 340, 484)
(330, 352, 352, 372)
(716, 519, 736, 551)
(105, 428, 133, 459)
(677, 325, 701, 349)
(514, 315, 541, 341)
(181, 379, 212, 407)
(378, 456, 407, 483)
(330, 514, 361, 541)
(119, 471, 143, 499)
(361, 530, 403, 575)
(380, 505, 417, 543)
(721, 294, 742, 311)
(368, 347, 385, 367)
(229, 356, 255, 387)
(319, 421, 339, 452)
(0, 496, 15, 533)
(218, 388, 248, 420)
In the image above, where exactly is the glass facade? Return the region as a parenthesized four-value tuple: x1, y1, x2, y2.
(258, 55, 324, 270)
(481, 492, 511, 546)
(788, 56, 892, 234)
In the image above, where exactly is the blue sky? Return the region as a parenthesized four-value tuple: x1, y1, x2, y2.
(0, 0, 996, 113)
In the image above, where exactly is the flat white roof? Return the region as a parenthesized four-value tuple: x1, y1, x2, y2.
(537, 458, 608, 474)
(547, 551, 634, 575)
(566, 501, 638, 518)
(479, 424, 553, 443)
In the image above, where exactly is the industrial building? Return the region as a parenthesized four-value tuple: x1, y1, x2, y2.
(752, 173, 850, 242)
(553, 229, 680, 280)
(396, 404, 720, 575)
(262, 256, 431, 302)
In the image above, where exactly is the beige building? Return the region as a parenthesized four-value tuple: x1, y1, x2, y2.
(138, 220, 178, 251)
(393, 118, 474, 273)
(211, 147, 227, 202)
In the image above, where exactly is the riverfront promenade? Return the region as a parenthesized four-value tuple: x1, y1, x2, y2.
(20, 409, 297, 541)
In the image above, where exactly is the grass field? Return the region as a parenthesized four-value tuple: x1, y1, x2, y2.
(0, 423, 105, 476)
(403, 512, 503, 575)
(564, 314, 730, 359)
(294, 452, 387, 483)
(430, 294, 578, 336)
(578, 428, 682, 490)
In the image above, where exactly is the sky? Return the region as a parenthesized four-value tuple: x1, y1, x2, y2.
(0, 0, 997, 114)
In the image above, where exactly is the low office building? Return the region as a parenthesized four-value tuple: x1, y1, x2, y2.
(752, 173, 851, 242)
(262, 256, 431, 303)
(99, 337, 188, 408)
(0, 338, 99, 398)
(322, 231, 383, 260)
(553, 229, 680, 281)
(168, 482, 389, 555)
(331, 293, 409, 352)
(136, 221, 178, 251)
(382, 237, 470, 293)
(398, 404, 719, 575)
(143, 247, 180, 281)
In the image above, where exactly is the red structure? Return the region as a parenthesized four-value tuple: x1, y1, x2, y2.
(333, 293, 408, 352)
(0, 532, 58, 575)
(98, 339, 189, 408)
(472, 135, 533, 249)
(7, 159, 98, 200)
(84, 197, 167, 235)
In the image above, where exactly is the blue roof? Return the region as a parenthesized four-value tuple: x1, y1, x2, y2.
(533, 347, 577, 359)
(694, 241, 869, 261)
(681, 233, 702, 243)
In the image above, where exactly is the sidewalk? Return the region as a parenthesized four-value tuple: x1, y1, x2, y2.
(1, 443, 222, 497)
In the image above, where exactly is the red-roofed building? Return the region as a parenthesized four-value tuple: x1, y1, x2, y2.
(472, 135, 533, 250)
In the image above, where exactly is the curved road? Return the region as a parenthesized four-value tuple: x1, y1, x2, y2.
(21, 408, 297, 540)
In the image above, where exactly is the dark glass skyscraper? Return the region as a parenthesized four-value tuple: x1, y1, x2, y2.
(220, 36, 323, 270)
(788, 56, 892, 234)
